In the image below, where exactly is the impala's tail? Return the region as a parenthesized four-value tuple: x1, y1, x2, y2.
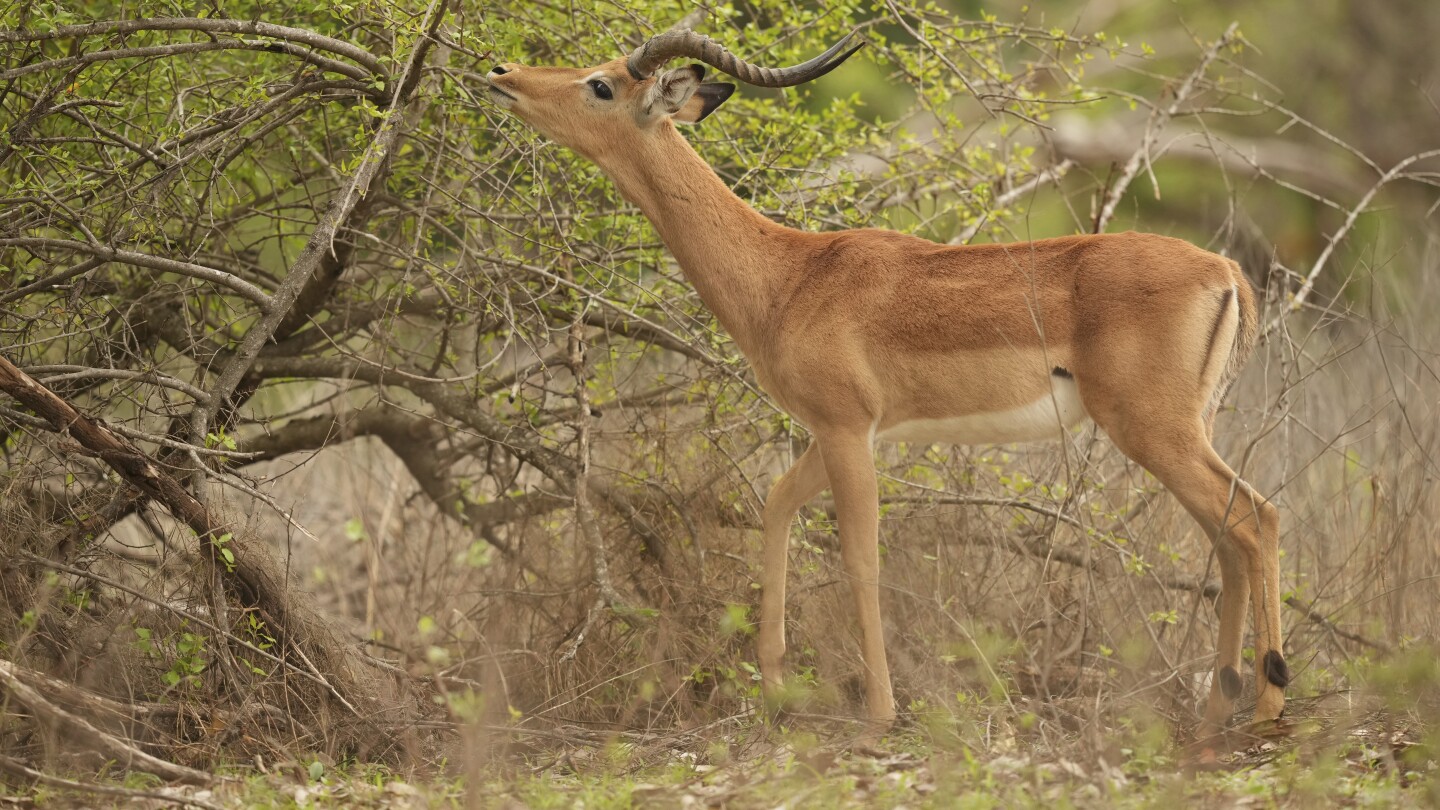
(1200, 264, 1259, 421)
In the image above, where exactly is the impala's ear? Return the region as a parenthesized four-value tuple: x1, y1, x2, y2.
(643, 64, 706, 119)
(674, 82, 736, 124)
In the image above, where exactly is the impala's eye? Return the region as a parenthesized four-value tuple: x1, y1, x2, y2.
(589, 79, 613, 101)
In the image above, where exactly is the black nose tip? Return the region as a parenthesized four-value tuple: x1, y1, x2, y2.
(490, 65, 508, 75)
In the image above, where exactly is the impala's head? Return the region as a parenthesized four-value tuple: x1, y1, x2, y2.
(485, 28, 863, 159)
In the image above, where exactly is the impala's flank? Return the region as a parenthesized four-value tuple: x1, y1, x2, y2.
(484, 26, 1288, 742)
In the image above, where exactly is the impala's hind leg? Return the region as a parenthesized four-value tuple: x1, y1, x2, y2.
(1205, 535, 1251, 733)
(758, 444, 828, 705)
(1090, 411, 1285, 731)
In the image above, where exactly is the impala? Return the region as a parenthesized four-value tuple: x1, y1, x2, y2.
(484, 26, 1288, 742)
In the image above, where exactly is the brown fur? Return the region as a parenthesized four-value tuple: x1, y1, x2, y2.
(487, 53, 1285, 737)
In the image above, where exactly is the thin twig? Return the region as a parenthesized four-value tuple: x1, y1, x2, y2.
(950, 160, 1076, 244)
(559, 296, 622, 667)
(883, 0, 991, 114)
(1093, 23, 1238, 232)
(1267, 148, 1440, 334)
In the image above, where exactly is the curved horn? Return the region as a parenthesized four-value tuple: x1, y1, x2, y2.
(626, 28, 863, 87)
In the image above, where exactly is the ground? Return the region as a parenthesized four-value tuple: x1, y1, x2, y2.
(9, 692, 1433, 809)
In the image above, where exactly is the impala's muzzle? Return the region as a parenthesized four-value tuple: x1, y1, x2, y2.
(486, 64, 522, 105)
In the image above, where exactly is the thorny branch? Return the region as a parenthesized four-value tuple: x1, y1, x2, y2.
(186, 0, 449, 482)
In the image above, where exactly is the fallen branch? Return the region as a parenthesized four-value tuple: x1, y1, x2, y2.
(0, 661, 210, 785)
(0, 353, 370, 722)
(0, 753, 222, 809)
(0, 658, 175, 724)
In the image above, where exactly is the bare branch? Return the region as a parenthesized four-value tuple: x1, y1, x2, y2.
(22, 364, 213, 404)
(0, 238, 274, 310)
(1268, 148, 1440, 334)
(0, 41, 371, 83)
(0, 17, 385, 73)
(238, 406, 571, 554)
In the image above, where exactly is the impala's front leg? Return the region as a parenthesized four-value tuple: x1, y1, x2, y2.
(818, 429, 896, 727)
(758, 444, 829, 706)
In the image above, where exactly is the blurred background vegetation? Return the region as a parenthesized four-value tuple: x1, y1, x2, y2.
(0, 0, 1437, 806)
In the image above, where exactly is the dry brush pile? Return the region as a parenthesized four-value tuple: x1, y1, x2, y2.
(0, 0, 1437, 798)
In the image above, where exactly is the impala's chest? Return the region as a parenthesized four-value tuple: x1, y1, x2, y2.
(876, 377, 1088, 446)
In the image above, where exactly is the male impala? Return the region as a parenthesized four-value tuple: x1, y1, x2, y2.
(484, 26, 1288, 742)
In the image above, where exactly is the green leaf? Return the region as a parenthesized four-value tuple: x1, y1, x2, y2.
(345, 518, 368, 542)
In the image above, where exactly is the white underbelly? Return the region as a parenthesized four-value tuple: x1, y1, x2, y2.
(876, 378, 1089, 446)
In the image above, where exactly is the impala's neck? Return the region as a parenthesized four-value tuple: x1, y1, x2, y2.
(597, 122, 789, 358)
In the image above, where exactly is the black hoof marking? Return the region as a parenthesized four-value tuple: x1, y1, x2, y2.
(1263, 650, 1290, 688)
(1219, 665, 1243, 700)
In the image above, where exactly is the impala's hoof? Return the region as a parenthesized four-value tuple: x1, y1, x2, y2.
(1184, 745, 1227, 773)
(1244, 715, 1295, 740)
